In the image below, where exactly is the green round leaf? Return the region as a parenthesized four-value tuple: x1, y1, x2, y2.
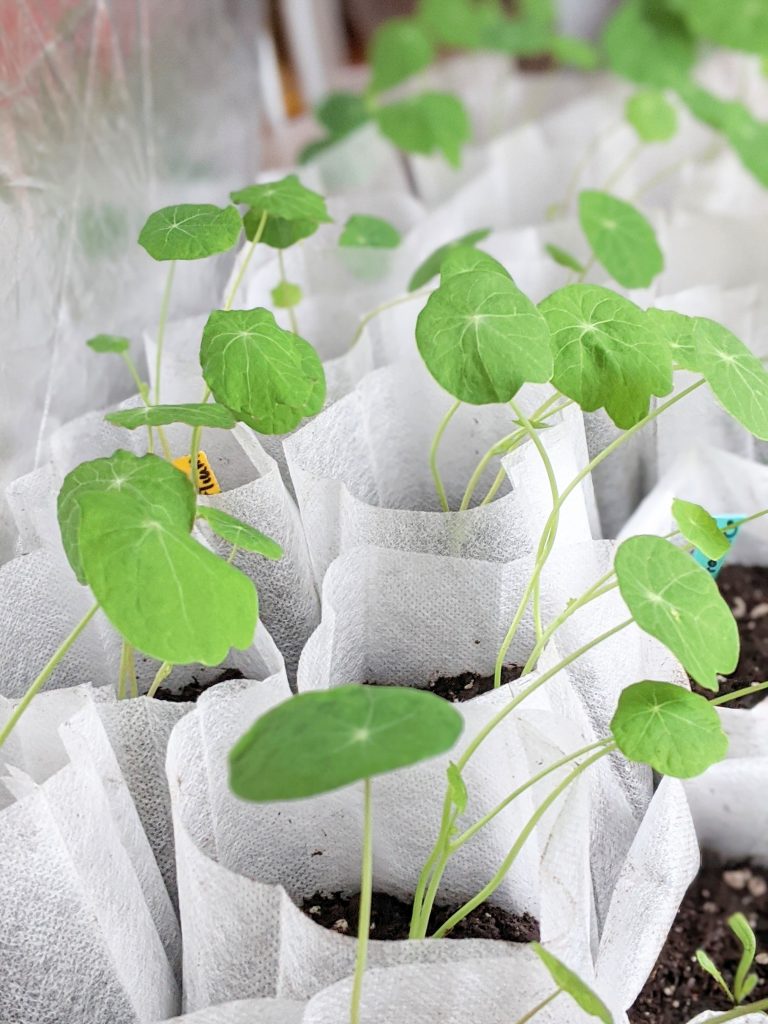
(416, 259, 553, 404)
(230, 175, 331, 226)
(645, 308, 698, 371)
(551, 34, 600, 70)
(602, 0, 696, 88)
(316, 92, 370, 137)
(439, 247, 510, 280)
(615, 535, 739, 690)
(86, 334, 130, 355)
(79, 490, 257, 665)
(480, 18, 552, 56)
(408, 228, 491, 291)
(270, 281, 303, 309)
(694, 317, 768, 440)
(369, 18, 434, 93)
(539, 284, 672, 428)
(545, 243, 585, 274)
(673, 0, 768, 56)
(200, 308, 326, 434)
(244, 210, 320, 249)
(626, 90, 678, 142)
(138, 204, 242, 261)
(229, 684, 464, 801)
(196, 507, 283, 560)
(376, 91, 470, 167)
(58, 451, 195, 585)
(672, 498, 730, 561)
(532, 944, 613, 1024)
(105, 403, 237, 431)
(416, 0, 497, 48)
(339, 214, 401, 249)
(611, 681, 729, 778)
(579, 191, 664, 288)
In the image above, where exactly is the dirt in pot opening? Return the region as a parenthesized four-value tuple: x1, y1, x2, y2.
(364, 665, 523, 704)
(154, 667, 245, 703)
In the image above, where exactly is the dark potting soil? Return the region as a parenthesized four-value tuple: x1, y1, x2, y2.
(629, 857, 768, 1024)
(364, 665, 523, 704)
(154, 667, 245, 703)
(301, 890, 540, 943)
(689, 565, 768, 709)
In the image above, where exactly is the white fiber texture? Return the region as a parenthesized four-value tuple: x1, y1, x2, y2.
(161, 1001, 305, 1024)
(284, 362, 598, 586)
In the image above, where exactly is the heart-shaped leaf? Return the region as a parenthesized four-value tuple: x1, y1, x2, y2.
(196, 507, 283, 560)
(58, 451, 195, 585)
(579, 191, 664, 288)
(673, 0, 768, 56)
(644, 308, 698, 371)
(230, 175, 331, 226)
(545, 243, 585, 273)
(86, 334, 130, 354)
(408, 228, 491, 291)
(105, 403, 237, 431)
(416, 259, 552, 404)
(602, 0, 696, 88)
(532, 944, 613, 1024)
(611, 681, 728, 778)
(615, 535, 739, 690)
(339, 214, 401, 249)
(244, 210, 319, 249)
(369, 17, 434, 93)
(439, 247, 510, 280)
(693, 317, 768, 440)
(229, 684, 463, 801)
(376, 91, 470, 167)
(138, 204, 242, 261)
(539, 285, 672, 428)
(416, 0, 498, 48)
(626, 90, 678, 142)
(79, 489, 257, 665)
(672, 498, 730, 561)
(551, 34, 600, 70)
(200, 308, 326, 434)
(316, 92, 370, 137)
(270, 281, 303, 309)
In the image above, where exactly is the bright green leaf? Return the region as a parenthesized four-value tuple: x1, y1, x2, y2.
(229, 684, 464, 801)
(138, 204, 242, 261)
(196, 507, 283, 560)
(416, 260, 552, 404)
(79, 490, 257, 665)
(532, 944, 613, 1024)
(447, 761, 468, 815)
(611, 681, 729, 778)
(551, 34, 600, 70)
(376, 91, 470, 167)
(538, 284, 672, 428)
(481, 18, 551, 56)
(270, 281, 303, 308)
(408, 228, 491, 291)
(58, 451, 195, 585)
(696, 949, 734, 1003)
(644, 307, 698, 371)
(369, 18, 434, 93)
(626, 90, 678, 142)
(316, 92, 371, 137)
(672, 498, 730, 561)
(416, 0, 500, 48)
(673, 0, 768, 56)
(230, 175, 332, 226)
(545, 243, 585, 273)
(694, 317, 768, 440)
(730, 912, 758, 1002)
(602, 0, 696, 88)
(244, 210, 320, 249)
(439, 246, 511, 280)
(615, 535, 739, 689)
(199, 308, 326, 434)
(579, 191, 664, 288)
(105, 403, 237, 431)
(339, 214, 401, 249)
(86, 334, 130, 355)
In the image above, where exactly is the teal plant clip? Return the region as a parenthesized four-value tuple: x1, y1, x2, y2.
(693, 515, 745, 578)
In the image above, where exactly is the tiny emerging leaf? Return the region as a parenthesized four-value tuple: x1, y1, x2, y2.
(86, 334, 130, 354)
(138, 204, 242, 261)
(545, 243, 585, 274)
(408, 228, 491, 291)
(196, 507, 283, 561)
(376, 91, 470, 167)
(446, 761, 467, 815)
(105, 404, 237, 431)
(339, 214, 401, 250)
(696, 949, 734, 1003)
(672, 498, 730, 561)
(730, 912, 759, 1003)
(626, 90, 678, 142)
(369, 17, 434, 93)
(532, 944, 613, 1024)
(230, 175, 332, 227)
(579, 190, 663, 288)
(270, 281, 303, 309)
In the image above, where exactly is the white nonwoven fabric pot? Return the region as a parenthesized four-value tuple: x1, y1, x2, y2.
(284, 362, 598, 586)
(161, 1000, 305, 1024)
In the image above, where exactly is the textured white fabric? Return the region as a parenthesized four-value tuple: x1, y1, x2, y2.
(161, 1001, 305, 1024)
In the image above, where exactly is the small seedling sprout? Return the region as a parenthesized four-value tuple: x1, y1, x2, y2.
(697, 912, 761, 1005)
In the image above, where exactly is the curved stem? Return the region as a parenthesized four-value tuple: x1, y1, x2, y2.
(350, 778, 373, 1024)
(712, 680, 768, 707)
(603, 141, 643, 192)
(347, 287, 432, 351)
(0, 603, 100, 747)
(459, 429, 526, 512)
(699, 997, 768, 1024)
(559, 121, 620, 215)
(480, 465, 508, 507)
(513, 990, 561, 1024)
(409, 797, 455, 938)
(430, 400, 461, 512)
(432, 745, 614, 937)
(147, 660, 172, 699)
(153, 260, 176, 405)
(277, 250, 299, 334)
(225, 210, 268, 311)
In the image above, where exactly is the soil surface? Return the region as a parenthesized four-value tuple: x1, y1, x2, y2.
(154, 667, 245, 703)
(690, 565, 768, 709)
(301, 890, 539, 942)
(365, 666, 523, 704)
(630, 858, 768, 1024)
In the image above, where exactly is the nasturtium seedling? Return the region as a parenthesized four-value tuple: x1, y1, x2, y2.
(416, 250, 553, 404)
(138, 204, 242, 261)
(369, 17, 434, 93)
(270, 281, 303, 309)
(317, 92, 370, 138)
(644, 308, 697, 370)
(538, 285, 672, 428)
(339, 215, 401, 250)
(230, 175, 331, 227)
(196, 507, 283, 561)
(611, 681, 728, 778)
(408, 228, 491, 291)
(578, 191, 664, 288)
(545, 243, 585, 274)
(626, 90, 678, 142)
(229, 685, 463, 801)
(614, 535, 739, 690)
(672, 498, 730, 561)
(244, 212, 318, 250)
(693, 317, 768, 440)
(673, 0, 768, 56)
(105, 403, 237, 431)
(602, 0, 696, 88)
(86, 334, 130, 354)
(376, 91, 470, 167)
(416, 0, 497, 48)
(199, 308, 326, 434)
(532, 944, 613, 1024)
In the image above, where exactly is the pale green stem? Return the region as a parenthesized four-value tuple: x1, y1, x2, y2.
(347, 287, 432, 351)
(147, 661, 172, 699)
(700, 997, 768, 1024)
(559, 121, 621, 215)
(350, 778, 373, 1024)
(278, 250, 299, 334)
(512, 990, 561, 1024)
(227, 543, 238, 565)
(480, 466, 507, 507)
(603, 140, 643, 192)
(631, 141, 723, 202)
(121, 352, 159, 456)
(0, 604, 100, 747)
(154, 260, 176, 406)
(117, 640, 129, 700)
(431, 745, 614, 937)
(576, 254, 596, 283)
(430, 400, 461, 512)
(712, 680, 768, 706)
(459, 429, 526, 512)
(225, 210, 268, 311)
(127, 643, 138, 699)
(409, 797, 456, 938)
